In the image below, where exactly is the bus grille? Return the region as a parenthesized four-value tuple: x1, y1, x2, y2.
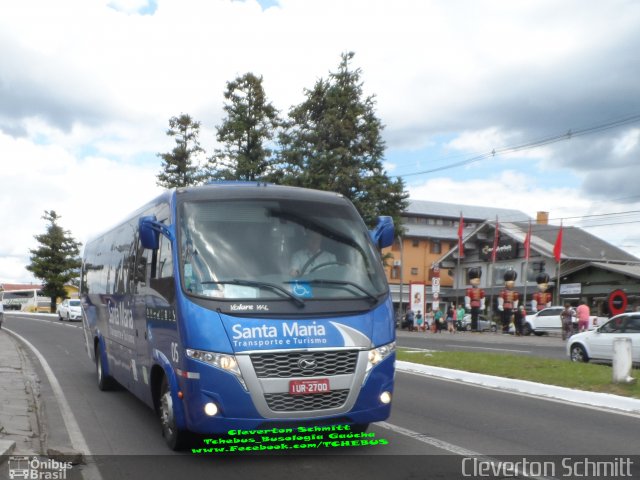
(250, 351, 358, 378)
(264, 390, 350, 412)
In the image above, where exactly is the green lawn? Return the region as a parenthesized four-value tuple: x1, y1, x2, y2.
(397, 348, 640, 398)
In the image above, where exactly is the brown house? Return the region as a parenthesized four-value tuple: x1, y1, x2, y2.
(382, 199, 528, 314)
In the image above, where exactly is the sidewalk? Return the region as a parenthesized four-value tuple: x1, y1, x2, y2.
(397, 360, 640, 415)
(0, 329, 42, 459)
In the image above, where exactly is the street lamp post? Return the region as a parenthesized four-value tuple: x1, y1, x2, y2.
(398, 235, 404, 318)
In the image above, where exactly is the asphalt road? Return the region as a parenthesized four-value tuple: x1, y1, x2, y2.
(4, 313, 640, 480)
(396, 328, 569, 360)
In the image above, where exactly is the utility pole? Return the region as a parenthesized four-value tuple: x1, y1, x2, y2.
(398, 235, 404, 318)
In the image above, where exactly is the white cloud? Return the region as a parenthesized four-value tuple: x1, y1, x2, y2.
(408, 172, 640, 259)
(0, 131, 162, 282)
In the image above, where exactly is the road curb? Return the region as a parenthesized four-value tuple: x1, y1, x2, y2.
(0, 439, 16, 459)
(397, 360, 640, 415)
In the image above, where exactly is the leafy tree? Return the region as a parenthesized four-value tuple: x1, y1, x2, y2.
(26, 211, 82, 312)
(278, 52, 408, 228)
(209, 73, 281, 181)
(156, 114, 206, 188)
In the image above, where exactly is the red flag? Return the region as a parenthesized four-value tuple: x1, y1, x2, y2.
(524, 221, 532, 260)
(458, 213, 464, 258)
(491, 217, 499, 263)
(553, 222, 563, 263)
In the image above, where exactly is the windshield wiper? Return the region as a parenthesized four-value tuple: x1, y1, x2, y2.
(297, 279, 379, 304)
(201, 279, 305, 308)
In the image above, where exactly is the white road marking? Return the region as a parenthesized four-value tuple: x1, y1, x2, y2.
(446, 344, 531, 353)
(376, 421, 555, 480)
(377, 421, 481, 456)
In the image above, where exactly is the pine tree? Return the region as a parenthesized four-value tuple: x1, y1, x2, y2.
(209, 73, 281, 181)
(156, 114, 206, 188)
(26, 211, 82, 312)
(278, 52, 408, 228)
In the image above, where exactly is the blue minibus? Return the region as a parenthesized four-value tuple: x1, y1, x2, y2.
(80, 183, 395, 449)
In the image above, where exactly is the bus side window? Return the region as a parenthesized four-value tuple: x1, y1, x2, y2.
(149, 232, 175, 303)
(157, 234, 173, 279)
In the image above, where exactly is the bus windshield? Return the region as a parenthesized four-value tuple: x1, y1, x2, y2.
(178, 198, 387, 302)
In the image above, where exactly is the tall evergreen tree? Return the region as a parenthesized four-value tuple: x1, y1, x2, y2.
(156, 114, 206, 188)
(26, 211, 82, 312)
(209, 73, 281, 181)
(278, 52, 408, 228)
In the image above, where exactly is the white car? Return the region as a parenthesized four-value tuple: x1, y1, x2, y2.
(568, 313, 640, 363)
(56, 299, 82, 321)
(524, 306, 605, 336)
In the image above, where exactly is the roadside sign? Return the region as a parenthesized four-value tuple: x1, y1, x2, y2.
(608, 289, 628, 316)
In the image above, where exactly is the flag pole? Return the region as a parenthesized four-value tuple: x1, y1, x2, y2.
(554, 220, 564, 305)
(556, 261, 562, 305)
(457, 211, 463, 309)
(523, 220, 531, 309)
(489, 216, 499, 319)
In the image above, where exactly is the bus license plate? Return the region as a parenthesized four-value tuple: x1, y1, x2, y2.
(289, 378, 330, 395)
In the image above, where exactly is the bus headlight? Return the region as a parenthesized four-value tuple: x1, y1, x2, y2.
(365, 341, 395, 374)
(186, 349, 246, 389)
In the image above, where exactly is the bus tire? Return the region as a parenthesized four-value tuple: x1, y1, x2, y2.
(159, 377, 188, 450)
(96, 344, 115, 391)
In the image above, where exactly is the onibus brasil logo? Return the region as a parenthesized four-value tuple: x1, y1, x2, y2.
(8, 456, 73, 480)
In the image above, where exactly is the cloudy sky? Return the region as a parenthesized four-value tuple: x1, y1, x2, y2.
(1, 0, 640, 283)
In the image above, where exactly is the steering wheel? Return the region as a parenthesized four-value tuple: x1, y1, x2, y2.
(305, 261, 345, 275)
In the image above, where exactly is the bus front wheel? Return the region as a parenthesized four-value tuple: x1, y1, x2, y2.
(159, 377, 189, 450)
(96, 344, 115, 391)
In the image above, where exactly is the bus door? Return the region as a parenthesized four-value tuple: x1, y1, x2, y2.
(133, 224, 177, 404)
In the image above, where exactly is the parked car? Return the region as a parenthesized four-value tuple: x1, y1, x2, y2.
(459, 314, 516, 333)
(460, 314, 494, 332)
(523, 306, 565, 336)
(567, 313, 640, 363)
(56, 299, 82, 321)
(524, 306, 606, 336)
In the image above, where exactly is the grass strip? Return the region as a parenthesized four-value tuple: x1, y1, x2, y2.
(397, 349, 640, 398)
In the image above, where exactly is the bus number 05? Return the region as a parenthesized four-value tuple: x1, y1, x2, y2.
(171, 342, 179, 363)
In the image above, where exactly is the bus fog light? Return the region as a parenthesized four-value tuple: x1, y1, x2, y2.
(380, 391, 392, 404)
(204, 402, 219, 416)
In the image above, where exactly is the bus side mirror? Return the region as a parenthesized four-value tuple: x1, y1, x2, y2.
(139, 216, 174, 250)
(370, 216, 394, 249)
(139, 216, 160, 250)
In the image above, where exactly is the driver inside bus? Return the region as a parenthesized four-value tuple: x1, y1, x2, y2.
(183, 239, 208, 293)
(290, 229, 336, 277)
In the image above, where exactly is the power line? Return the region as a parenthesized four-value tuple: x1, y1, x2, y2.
(394, 113, 640, 178)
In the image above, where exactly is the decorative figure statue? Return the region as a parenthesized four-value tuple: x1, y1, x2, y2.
(531, 272, 552, 311)
(465, 267, 485, 332)
(498, 269, 519, 334)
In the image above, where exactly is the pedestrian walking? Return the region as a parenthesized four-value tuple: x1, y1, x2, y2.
(425, 308, 434, 333)
(415, 310, 424, 332)
(404, 310, 415, 331)
(560, 303, 575, 341)
(576, 300, 590, 332)
(434, 309, 444, 333)
(447, 304, 456, 334)
(457, 304, 466, 332)
(514, 305, 526, 336)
